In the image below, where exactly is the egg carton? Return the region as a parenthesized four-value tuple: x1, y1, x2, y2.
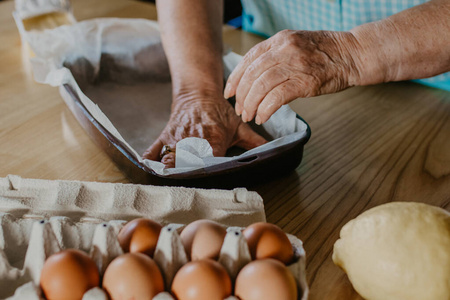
(0, 175, 265, 226)
(1, 217, 308, 300)
(0, 175, 308, 299)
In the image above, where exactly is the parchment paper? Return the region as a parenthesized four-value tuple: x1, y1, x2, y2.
(15, 0, 71, 19)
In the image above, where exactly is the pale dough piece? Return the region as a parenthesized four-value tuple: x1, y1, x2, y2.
(332, 202, 450, 300)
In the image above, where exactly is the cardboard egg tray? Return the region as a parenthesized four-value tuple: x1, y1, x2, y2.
(0, 176, 308, 299)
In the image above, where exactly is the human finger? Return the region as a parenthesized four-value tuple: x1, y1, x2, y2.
(161, 152, 176, 168)
(240, 66, 288, 123)
(255, 81, 300, 124)
(142, 138, 164, 161)
(209, 140, 228, 157)
(233, 122, 267, 150)
(224, 40, 271, 100)
(234, 52, 279, 117)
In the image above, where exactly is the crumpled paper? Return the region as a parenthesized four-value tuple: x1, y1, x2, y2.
(25, 18, 308, 176)
(15, 0, 71, 19)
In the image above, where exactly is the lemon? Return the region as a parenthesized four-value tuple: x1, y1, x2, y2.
(333, 202, 450, 300)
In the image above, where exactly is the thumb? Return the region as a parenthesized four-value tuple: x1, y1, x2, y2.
(142, 138, 164, 161)
(233, 122, 267, 150)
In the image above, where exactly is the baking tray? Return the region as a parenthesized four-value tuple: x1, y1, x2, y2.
(16, 13, 311, 189)
(62, 84, 310, 188)
(60, 48, 311, 189)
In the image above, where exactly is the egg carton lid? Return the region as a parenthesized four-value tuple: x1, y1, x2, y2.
(0, 175, 266, 226)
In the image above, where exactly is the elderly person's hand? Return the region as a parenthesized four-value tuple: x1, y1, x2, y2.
(225, 0, 450, 125)
(224, 30, 361, 124)
(149, 0, 268, 168)
(142, 92, 267, 168)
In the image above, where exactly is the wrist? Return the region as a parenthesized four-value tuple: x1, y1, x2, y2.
(326, 31, 363, 88)
(171, 84, 226, 113)
(349, 20, 401, 85)
(171, 69, 224, 104)
(172, 84, 223, 103)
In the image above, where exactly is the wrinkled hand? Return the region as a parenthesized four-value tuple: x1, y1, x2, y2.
(224, 30, 361, 124)
(142, 94, 267, 168)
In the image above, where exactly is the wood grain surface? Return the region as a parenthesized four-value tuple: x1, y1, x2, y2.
(1, 0, 449, 299)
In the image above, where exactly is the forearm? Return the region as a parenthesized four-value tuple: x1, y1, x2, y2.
(350, 0, 450, 85)
(156, 0, 224, 99)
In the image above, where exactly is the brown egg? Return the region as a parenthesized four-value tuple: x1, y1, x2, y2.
(243, 222, 294, 264)
(180, 219, 226, 260)
(171, 259, 232, 300)
(235, 259, 298, 300)
(103, 253, 164, 300)
(40, 249, 100, 300)
(117, 218, 162, 257)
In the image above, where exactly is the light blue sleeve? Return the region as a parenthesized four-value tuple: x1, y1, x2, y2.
(414, 75, 450, 92)
(341, 0, 450, 91)
(241, 0, 342, 36)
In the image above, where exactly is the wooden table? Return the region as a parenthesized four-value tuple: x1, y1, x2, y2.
(1, 0, 449, 299)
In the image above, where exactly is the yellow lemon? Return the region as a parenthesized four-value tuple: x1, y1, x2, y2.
(333, 202, 450, 300)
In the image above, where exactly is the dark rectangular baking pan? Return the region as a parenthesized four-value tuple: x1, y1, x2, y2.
(60, 47, 311, 189)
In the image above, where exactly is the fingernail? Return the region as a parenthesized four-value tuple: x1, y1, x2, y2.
(236, 101, 243, 115)
(242, 110, 248, 122)
(255, 115, 261, 125)
(235, 102, 242, 116)
(224, 83, 232, 99)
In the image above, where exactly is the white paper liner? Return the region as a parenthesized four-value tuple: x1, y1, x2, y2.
(22, 18, 308, 176)
(15, 0, 72, 20)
